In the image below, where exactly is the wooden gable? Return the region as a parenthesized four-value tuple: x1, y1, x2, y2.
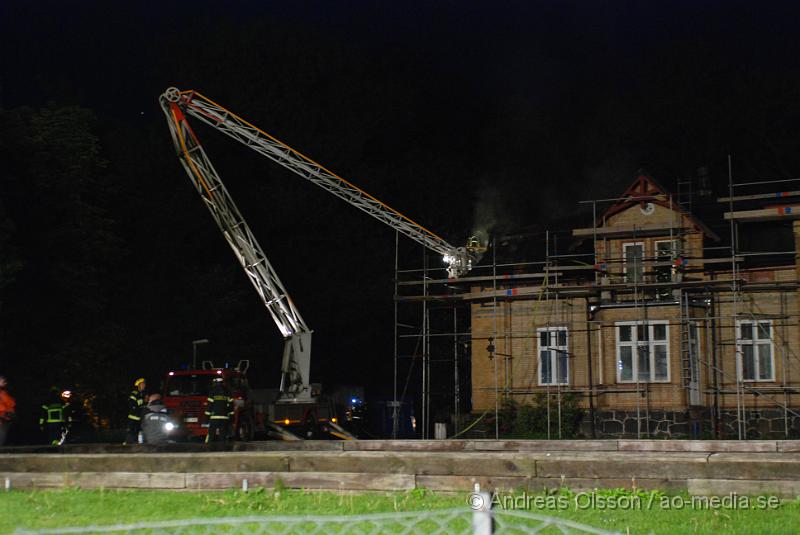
(601, 174, 719, 241)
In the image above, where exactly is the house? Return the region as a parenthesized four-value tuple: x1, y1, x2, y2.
(469, 174, 800, 439)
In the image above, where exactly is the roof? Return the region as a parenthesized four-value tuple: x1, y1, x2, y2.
(601, 173, 720, 241)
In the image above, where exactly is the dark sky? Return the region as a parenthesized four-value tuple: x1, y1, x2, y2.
(2, 1, 800, 419)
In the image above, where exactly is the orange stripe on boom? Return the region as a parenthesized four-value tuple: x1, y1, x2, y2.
(182, 89, 446, 244)
(171, 105, 215, 202)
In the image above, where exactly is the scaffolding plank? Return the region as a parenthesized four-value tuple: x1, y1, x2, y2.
(397, 272, 551, 287)
(699, 257, 744, 264)
(573, 224, 690, 238)
(395, 277, 800, 302)
(717, 191, 800, 203)
(724, 205, 800, 222)
(545, 265, 595, 271)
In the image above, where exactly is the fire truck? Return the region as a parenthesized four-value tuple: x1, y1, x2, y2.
(162, 361, 254, 441)
(162, 361, 354, 441)
(159, 88, 483, 439)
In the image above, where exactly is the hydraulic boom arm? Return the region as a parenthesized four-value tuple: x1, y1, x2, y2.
(159, 90, 312, 401)
(160, 87, 482, 278)
(159, 87, 483, 402)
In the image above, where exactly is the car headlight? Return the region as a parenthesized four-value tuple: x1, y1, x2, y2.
(164, 422, 176, 431)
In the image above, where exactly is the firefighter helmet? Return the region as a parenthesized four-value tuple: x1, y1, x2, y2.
(134, 378, 146, 387)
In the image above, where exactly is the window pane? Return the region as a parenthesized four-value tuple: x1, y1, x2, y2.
(540, 331, 549, 347)
(557, 330, 567, 347)
(638, 346, 650, 381)
(758, 344, 773, 380)
(656, 241, 672, 258)
(619, 346, 633, 381)
(757, 322, 771, 341)
(625, 244, 643, 283)
(637, 324, 649, 341)
(619, 325, 632, 342)
(557, 352, 568, 384)
(540, 350, 552, 384)
(655, 242, 673, 288)
(653, 324, 667, 341)
(654, 344, 668, 380)
(741, 345, 755, 380)
(740, 323, 753, 340)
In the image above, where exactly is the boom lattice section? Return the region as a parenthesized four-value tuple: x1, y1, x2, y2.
(161, 87, 478, 278)
(159, 90, 311, 400)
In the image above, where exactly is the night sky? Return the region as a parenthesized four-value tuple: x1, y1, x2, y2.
(2, 1, 800, 432)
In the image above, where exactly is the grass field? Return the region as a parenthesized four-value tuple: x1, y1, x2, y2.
(2, 487, 800, 534)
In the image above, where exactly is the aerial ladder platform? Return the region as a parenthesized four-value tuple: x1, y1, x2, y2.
(159, 87, 482, 435)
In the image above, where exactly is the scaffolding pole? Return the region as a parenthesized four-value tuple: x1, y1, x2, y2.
(391, 169, 800, 441)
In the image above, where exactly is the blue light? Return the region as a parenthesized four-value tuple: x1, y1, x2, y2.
(351, 397, 358, 404)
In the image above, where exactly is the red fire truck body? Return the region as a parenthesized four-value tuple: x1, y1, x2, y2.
(162, 367, 253, 440)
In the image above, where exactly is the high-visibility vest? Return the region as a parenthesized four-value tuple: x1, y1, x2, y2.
(128, 390, 144, 421)
(40, 403, 65, 425)
(205, 393, 234, 420)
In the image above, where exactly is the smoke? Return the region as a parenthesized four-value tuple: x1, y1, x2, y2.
(471, 179, 514, 248)
(582, 152, 638, 202)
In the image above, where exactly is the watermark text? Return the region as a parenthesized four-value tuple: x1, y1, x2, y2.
(467, 491, 781, 512)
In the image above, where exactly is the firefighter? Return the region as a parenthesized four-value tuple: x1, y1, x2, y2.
(39, 387, 68, 445)
(59, 390, 76, 443)
(0, 375, 16, 447)
(125, 377, 146, 445)
(205, 376, 233, 443)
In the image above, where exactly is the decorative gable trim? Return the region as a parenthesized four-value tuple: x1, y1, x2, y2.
(601, 173, 719, 241)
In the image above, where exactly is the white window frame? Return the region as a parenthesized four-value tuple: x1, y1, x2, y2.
(736, 319, 775, 382)
(615, 320, 671, 383)
(654, 239, 681, 259)
(653, 239, 676, 299)
(537, 327, 569, 386)
(654, 239, 679, 272)
(623, 242, 645, 283)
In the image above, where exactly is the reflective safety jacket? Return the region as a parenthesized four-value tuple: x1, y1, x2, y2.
(0, 389, 15, 422)
(127, 389, 144, 421)
(39, 400, 67, 426)
(205, 386, 234, 421)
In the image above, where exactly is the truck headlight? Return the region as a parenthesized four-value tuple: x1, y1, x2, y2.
(164, 422, 176, 431)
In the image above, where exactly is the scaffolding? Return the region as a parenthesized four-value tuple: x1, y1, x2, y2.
(392, 169, 800, 440)
(721, 161, 800, 439)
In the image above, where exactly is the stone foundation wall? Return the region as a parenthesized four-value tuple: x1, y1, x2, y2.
(582, 408, 800, 439)
(716, 408, 800, 440)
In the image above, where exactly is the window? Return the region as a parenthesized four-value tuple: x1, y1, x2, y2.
(623, 242, 644, 283)
(538, 327, 568, 385)
(737, 320, 774, 381)
(616, 321, 670, 383)
(165, 374, 213, 396)
(654, 240, 674, 299)
(654, 240, 678, 277)
(655, 239, 681, 259)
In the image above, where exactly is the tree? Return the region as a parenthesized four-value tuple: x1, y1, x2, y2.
(0, 105, 127, 432)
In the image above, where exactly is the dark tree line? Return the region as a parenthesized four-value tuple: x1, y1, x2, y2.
(0, 106, 125, 431)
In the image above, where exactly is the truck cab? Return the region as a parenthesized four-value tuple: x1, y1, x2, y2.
(162, 361, 253, 440)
